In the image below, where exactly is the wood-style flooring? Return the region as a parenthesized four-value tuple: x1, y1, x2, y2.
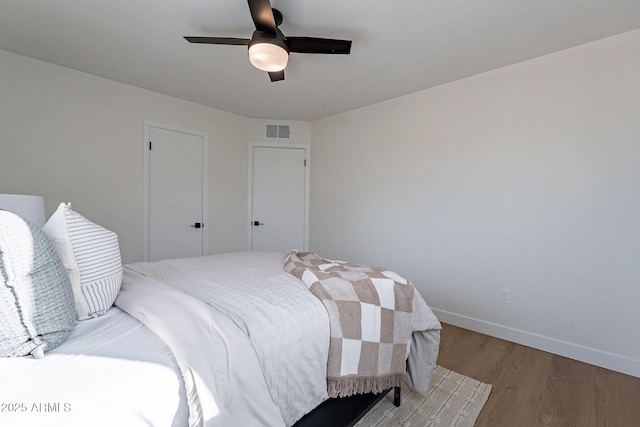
(437, 323, 640, 427)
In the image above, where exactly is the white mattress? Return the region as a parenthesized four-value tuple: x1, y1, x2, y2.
(0, 307, 189, 427)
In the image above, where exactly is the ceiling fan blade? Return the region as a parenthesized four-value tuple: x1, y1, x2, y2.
(247, 0, 277, 36)
(268, 70, 285, 82)
(287, 37, 352, 54)
(184, 36, 249, 45)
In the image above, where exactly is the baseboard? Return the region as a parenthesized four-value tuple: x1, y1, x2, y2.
(432, 308, 640, 378)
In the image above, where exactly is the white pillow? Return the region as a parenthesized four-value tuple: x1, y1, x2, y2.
(42, 203, 122, 320)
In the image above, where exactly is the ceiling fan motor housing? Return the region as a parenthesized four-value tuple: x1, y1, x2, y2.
(248, 30, 290, 72)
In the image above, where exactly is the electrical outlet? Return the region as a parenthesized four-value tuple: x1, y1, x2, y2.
(499, 288, 511, 304)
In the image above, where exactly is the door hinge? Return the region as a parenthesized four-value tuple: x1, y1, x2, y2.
(149, 141, 152, 150)
(304, 159, 307, 166)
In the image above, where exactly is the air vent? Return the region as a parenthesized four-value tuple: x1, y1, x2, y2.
(266, 124, 290, 139)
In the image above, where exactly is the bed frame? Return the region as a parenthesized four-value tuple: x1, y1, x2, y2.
(294, 386, 401, 427)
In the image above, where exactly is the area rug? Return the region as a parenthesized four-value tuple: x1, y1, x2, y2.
(355, 365, 492, 427)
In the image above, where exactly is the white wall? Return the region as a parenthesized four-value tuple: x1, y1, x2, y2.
(0, 50, 249, 263)
(311, 30, 640, 375)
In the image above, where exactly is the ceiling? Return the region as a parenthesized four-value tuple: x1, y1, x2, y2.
(2, 1, 640, 121)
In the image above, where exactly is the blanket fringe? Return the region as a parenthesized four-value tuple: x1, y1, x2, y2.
(327, 374, 404, 398)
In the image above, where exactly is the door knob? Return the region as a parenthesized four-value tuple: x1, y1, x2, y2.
(253, 221, 264, 226)
(191, 222, 204, 228)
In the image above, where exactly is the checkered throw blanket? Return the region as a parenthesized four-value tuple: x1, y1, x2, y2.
(284, 251, 415, 398)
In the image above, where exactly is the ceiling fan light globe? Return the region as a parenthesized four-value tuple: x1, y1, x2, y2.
(248, 42, 289, 72)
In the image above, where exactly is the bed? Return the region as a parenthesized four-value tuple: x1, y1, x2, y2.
(0, 205, 441, 427)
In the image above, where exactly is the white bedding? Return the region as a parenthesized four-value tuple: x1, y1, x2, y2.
(0, 251, 441, 427)
(125, 251, 331, 426)
(0, 307, 190, 427)
(125, 251, 441, 426)
(116, 268, 286, 427)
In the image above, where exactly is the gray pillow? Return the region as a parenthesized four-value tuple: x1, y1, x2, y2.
(0, 210, 76, 358)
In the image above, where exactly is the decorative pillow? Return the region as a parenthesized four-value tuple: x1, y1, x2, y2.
(42, 203, 123, 320)
(0, 210, 76, 358)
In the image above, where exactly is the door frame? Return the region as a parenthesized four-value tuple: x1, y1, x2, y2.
(247, 142, 310, 251)
(143, 120, 209, 261)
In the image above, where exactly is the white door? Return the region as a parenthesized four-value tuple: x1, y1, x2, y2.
(250, 146, 307, 252)
(145, 123, 208, 261)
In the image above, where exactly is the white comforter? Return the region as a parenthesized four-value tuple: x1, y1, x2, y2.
(116, 268, 286, 427)
(125, 251, 331, 426)
(123, 251, 441, 426)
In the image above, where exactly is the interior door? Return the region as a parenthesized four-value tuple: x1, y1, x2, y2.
(147, 125, 207, 261)
(251, 146, 307, 252)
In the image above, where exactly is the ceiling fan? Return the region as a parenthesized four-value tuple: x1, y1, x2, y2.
(184, 0, 352, 82)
